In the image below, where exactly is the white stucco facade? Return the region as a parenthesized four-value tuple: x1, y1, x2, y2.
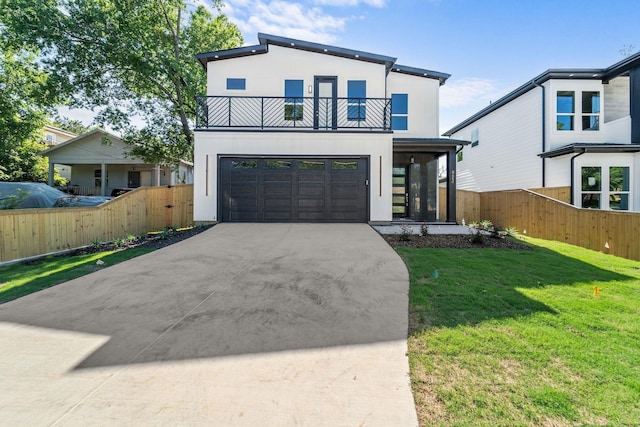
(194, 132, 393, 222)
(194, 33, 449, 223)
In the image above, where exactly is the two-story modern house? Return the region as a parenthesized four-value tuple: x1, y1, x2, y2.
(193, 33, 467, 224)
(445, 52, 640, 212)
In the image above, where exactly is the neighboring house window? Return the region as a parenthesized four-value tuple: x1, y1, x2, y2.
(45, 134, 55, 144)
(609, 166, 630, 210)
(284, 79, 304, 121)
(128, 171, 141, 188)
(471, 128, 479, 147)
(226, 78, 246, 90)
(94, 169, 102, 187)
(581, 166, 601, 208)
(582, 91, 600, 131)
(557, 91, 574, 131)
(347, 80, 366, 121)
(391, 93, 408, 130)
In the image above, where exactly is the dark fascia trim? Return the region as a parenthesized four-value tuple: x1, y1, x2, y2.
(442, 68, 605, 136)
(602, 50, 640, 81)
(195, 44, 269, 68)
(390, 64, 451, 86)
(394, 137, 470, 147)
(538, 142, 640, 158)
(257, 33, 397, 71)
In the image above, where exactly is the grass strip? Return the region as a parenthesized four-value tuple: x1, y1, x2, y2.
(0, 248, 152, 304)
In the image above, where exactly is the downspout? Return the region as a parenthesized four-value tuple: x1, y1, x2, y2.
(534, 81, 546, 187)
(569, 150, 586, 205)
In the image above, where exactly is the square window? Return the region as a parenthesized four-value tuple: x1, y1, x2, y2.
(226, 78, 246, 90)
(582, 92, 600, 114)
(610, 166, 630, 192)
(557, 91, 574, 113)
(582, 115, 599, 131)
(582, 193, 600, 209)
(392, 116, 408, 130)
(581, 167, 601, 191)
(557, 115, 574, 131)
(391, 94, 408, 115)
(284, 80, 303, 103)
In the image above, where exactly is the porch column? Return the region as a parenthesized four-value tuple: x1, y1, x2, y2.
(101, 163, 106, 196)
(446, 148, 457, 223)
(48, 161, 55, 186)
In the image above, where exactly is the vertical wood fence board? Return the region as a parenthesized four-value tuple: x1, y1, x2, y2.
(0, 185, 195, 263)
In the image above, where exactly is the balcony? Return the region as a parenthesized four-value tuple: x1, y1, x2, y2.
(195, 95, 392, 131)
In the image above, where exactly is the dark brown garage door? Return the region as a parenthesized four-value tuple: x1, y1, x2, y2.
(220, 157, 368, 222)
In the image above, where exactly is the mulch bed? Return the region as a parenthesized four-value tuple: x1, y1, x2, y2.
(69, 225, 214, 256)
(382, 233, 532, 250)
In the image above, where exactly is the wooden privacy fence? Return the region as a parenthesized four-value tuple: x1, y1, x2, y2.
(457, 188, 640, 261)
(0, 185, 194, 263)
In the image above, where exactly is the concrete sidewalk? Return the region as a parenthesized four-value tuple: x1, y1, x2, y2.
(0, 224, 418, 426)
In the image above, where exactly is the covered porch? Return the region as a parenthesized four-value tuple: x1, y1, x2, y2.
(392, 138, 469, 223)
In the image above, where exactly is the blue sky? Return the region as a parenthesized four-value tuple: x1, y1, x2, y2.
(63, 0, 640, 133)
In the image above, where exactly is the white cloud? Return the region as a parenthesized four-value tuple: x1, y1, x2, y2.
(440, 77, 500, 108)
(223, 0, 360, 44)
(313, 0, 386, 7)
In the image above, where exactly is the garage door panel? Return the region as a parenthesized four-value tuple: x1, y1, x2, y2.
(229, 211, 258, 221)
(264, 198, 292, 208)
(298, 173, 324, 182)
(264, 184, 291, 195)
(221, 157, 367, 222)
(264, 173, 292, 182)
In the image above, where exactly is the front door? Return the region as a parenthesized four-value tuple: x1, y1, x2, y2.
(392, 166, 408, 218)
(314, 76, 337, 130)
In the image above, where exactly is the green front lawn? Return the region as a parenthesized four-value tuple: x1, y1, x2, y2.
(0, 249, 152, 304)
(401, 237, 640, 426)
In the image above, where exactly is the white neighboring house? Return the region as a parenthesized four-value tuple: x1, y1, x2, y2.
(193, 33, 467, 224)
(40, 129, 194, 196)
(42, 125, 78, 181)
(444, 52, 640, 212)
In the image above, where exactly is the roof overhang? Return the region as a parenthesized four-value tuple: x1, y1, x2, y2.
(390, 64, 450, 85)
(393, 137, 470, 153)
(443, 51, 640, 136)
(539, 143, 640, 158)
(195, 33, 450, 79)
(195, 44, 269, 68)
(257, 33, 397, 72)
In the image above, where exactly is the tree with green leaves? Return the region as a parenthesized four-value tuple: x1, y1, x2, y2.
(0, 43, 65, 182)
(49, 116, 94, 136)
(1, 0, 242, 167)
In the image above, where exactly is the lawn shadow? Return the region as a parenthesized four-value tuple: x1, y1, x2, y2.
(399, 245, 635, 333)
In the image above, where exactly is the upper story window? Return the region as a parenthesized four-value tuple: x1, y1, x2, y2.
(284, 79, 304, 121)
(347, 80, 366, 121)
(471, 128, 479, 147)
(557, 91, 600, 131)
(582, 91, 600, 131)
(557, 91, 574, 131)
(391, 93, 408, 131)
(45, 134, 55, 144)
(226, 78, 246, 90)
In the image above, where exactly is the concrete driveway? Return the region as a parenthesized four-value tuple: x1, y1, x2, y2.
(0, 223, 417, 426)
